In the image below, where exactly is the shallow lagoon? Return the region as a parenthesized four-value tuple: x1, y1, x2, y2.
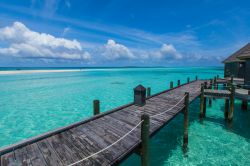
(1, 67, 249, 165)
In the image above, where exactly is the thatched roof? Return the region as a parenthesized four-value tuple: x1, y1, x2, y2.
(223, 43, 250, 63)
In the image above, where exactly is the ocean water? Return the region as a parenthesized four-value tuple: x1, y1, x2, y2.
(0, 67, 249, 165)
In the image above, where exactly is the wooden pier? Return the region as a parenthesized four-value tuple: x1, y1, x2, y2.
(0, 80, 206, 166)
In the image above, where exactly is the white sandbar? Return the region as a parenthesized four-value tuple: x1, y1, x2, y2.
(0, 69, 81, 75)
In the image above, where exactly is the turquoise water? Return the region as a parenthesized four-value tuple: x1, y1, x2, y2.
(0, 67, 249, 165)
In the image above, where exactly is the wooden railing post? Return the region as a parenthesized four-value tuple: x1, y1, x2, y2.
(228, 84, 235, 121)
(187, 77, 190, 83)
(178, 80, 181, 87)
(224, 99, 229, 120)
(230, 76, 233, 84)
(241, 100, 248, 110)
(93, 100, 100, 115)
(209, 79, 212, 107)
(200, 83, 204, 119)
(203, 82, 207, 117)
(183, 92, 189, 150)
(141, 114, 150, 166)
(214, 76, 218, 90)
(147, 87, 151, 97)
(170, 81, 174, 89)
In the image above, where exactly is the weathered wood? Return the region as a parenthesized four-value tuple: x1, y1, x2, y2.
(241, 100, 248, 110)
(141, 114, 149, 166)
(203, 82, 207, 117)
(170, 81, 174, 89)
(93, 100, 100, 115)
(224, 99, 229, 120)
(214, 77, 218, 90)
(209, 79, 213, 106)
(228, 84, 235, 121)
(183, 92, 189, 149)
(204, 89, 231, 99)
(230, 76, 234, 84)
(178, 80, 181, 87)
(200, 83, 204, 119)
(147, 87, 151, 97)
(0, 80, 205, 166)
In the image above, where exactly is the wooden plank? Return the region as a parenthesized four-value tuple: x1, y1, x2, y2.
(1, 151, 16, 166)
(14, 147, 30, 166)
(25, 143, 48, 166)
(0, 80, 205, 166)
(37, 140, 63, 166)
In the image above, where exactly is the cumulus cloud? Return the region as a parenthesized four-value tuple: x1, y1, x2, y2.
(153, 44, 182, 60)
(102, 39, 135, 60)
(0, 22, 91, 61)
(140, 44, 182, 60)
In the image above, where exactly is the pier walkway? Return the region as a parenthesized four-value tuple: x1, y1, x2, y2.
(0, 80, 204, 166)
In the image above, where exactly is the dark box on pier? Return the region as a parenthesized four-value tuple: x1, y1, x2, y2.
(134, 85, 146, 106)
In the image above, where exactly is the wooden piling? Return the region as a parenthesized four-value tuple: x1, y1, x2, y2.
(200, 83, 204, 119)
(203, 82, 207, 116)
(241, 100, 248, 110)
(93, 100, 100, 115)
(209, 79, 213, 107)
(170, 81, 174, 89)
(224, 99, 229, 120)
(147, 87, 151, 97)
(183, 92, 189, 149)
(214, 77, 218, 90)
(141, 114, 150, 166)
(187, 77, 190, 83)
(230, 76, 233, 84)
(228, 84, 235, 121)
(178, 80, 181, 87)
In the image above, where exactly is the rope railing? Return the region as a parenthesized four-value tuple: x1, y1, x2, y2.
(150, 94, 187, 118)
(68, 120, 144, 166)
(67, 93, 188, 166)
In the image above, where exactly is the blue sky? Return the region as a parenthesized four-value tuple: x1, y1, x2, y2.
(0, 0, 250, 67)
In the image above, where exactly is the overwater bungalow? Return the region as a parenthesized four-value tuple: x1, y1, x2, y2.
(223, 43, 250, 88)
(222, 43, 250, 110)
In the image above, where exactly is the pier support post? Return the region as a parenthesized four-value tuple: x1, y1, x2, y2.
(183, 92, 189, 150)
(224, 99, 229, 120)
(93, 100, 100, 115)
(170, 81, 174, 89)
(241, 100, 248, 110)
(209, 79, 213, 107)
(230, 76, 234, 84)
(141, 114, 150, 166)
(147, 87, 151, 97)
(187, 77, 190, 83)
(178, 80, 181, 87)
(228, 84, 235, 122)
(203, 82, 207, 117)
(200, 83, 205, 119)
(196, 75, 198, 80)
(214, 77, 218, 90)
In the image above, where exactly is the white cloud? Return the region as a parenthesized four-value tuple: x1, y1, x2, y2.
(102, 39, 135, 60)
(0, 22, 91, 61)
(140, 44, 182, 60)
(159, 44, 182, 59)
